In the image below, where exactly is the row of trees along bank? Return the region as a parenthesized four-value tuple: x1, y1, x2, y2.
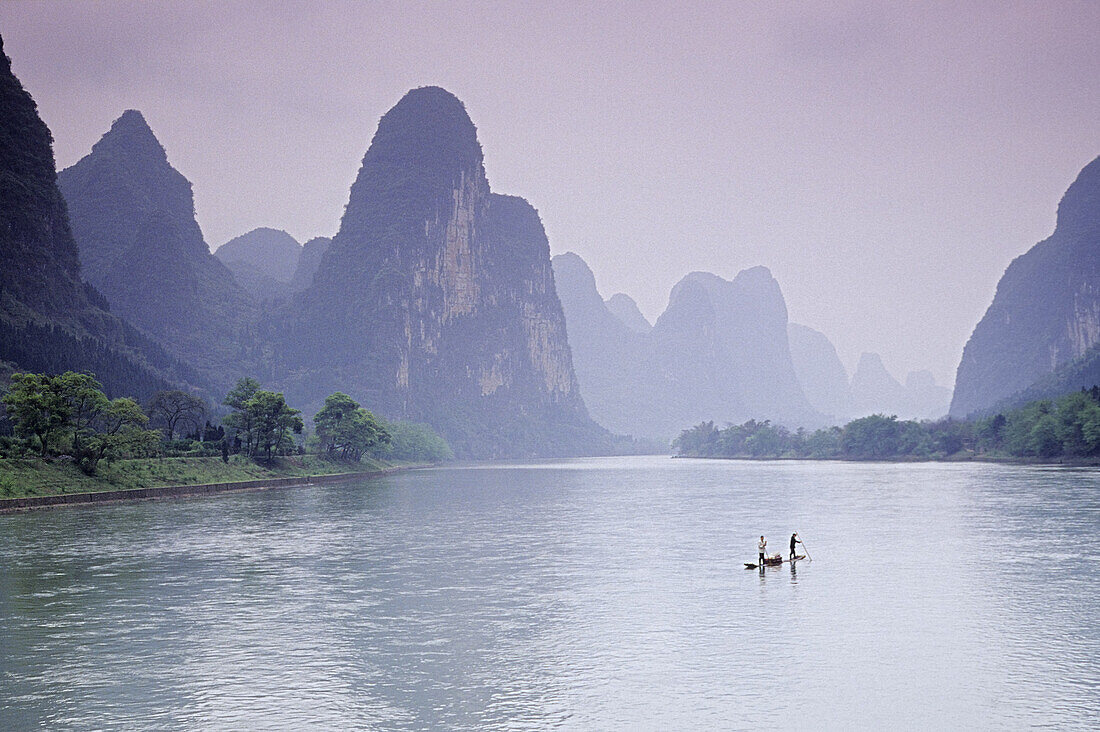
(0, 372, 453, 474)
(673, 387, 1100, 461)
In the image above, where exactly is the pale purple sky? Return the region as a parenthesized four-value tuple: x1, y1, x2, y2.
(3, 1, 1098, 386)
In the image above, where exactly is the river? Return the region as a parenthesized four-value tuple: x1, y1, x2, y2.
(1, 456, 1098, 729)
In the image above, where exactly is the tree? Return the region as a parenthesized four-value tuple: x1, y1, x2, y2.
(672, 421, 719, 457)
(1029, 414, 1062, 458)
(314, 392, 360, 455)
(247, 390, 303, 459)
(2, 371, 159, 470)
(313, 392, 390, 461)
(2, 373, 74, 456)
(73, 397, 158, 474)
(841, 414, 907, 458)
(56, 372, 110, 451)
(223, 377, 261, 455)
(146, 390, 207, 441)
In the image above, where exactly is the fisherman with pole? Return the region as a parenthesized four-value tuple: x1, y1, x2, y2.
(790, 532, 802, 561)
(758, 535, 767, 566)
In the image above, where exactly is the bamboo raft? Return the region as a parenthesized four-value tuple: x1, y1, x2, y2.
(745, 554, 805, 569)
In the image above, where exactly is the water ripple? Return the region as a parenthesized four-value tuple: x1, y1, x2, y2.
(1, 457, 1098, 729)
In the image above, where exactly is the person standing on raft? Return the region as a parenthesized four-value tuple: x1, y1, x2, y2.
(758, 536, 767, 565)
(790, 532, 802, 560)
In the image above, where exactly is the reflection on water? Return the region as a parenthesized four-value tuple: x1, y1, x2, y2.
(1, 457, 1098, 729)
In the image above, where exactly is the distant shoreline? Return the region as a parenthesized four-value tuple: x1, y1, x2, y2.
(672, 453, 1100, 467)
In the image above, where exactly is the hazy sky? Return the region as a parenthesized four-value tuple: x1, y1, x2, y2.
(3, 1, 1098, 386)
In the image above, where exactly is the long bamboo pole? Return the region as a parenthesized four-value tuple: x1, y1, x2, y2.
(798, 532, 812, 562)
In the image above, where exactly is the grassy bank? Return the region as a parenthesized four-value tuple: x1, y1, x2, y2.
(0, 454, 393, 500)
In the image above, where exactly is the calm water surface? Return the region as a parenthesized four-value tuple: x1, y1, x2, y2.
(1, 457, 1099, 730)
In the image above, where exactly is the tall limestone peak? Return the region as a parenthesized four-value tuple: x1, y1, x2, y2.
(60, 110, 212, 281)
(1055, 155, 1100, 236)
(366, 85, 482, 172)
(655, 266, 812, 424)
(90, 109, 169, 167)
(279, 87, 605, 457)
(58, 110, 256, 387)
(552, 252, 657, 438)
(339, 86, 485, 245)
(0, 33, 196, 399)
(554, 252, 614, 324)
(951, 155, 1100, 417)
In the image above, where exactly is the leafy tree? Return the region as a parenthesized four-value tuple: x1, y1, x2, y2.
(802, 426, 841, 459)
(314, 392, 359, 454)
(1, 371, 158, 469)
(222, 377, 261, 455)
(73, 397, 158, 474)
(1029, 414, 1062, 458)
(744, 420, 789, 457)
(1003, 400, 1052, 455)
(57, 372, 110, 447)
(314, 392, 390, 461)
(975, 413, 1007, 453)
(673, 421, 719, 457)
(246, 390, 303, 459)
(841, 415, 902, 459)
(146, 390, 207, 441)
(2, 373, 76, 455)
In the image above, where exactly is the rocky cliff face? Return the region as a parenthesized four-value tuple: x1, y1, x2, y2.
(788, 323, 849, 420)
(277, 87, 605, 457)
(554, 253, 820, 441)
(58, 110, 257, 387)
(290, 236, 331, 291)
(0, 35, 195, 399)
(952, 156, 1100, 417)
(0, 35, 84, 319)
(215, 227, 301, 299)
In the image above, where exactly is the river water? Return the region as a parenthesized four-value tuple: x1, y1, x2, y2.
(1, 457, 1098, 730)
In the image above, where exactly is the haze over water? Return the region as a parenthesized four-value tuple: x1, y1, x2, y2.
(1, 457, 1098, 729)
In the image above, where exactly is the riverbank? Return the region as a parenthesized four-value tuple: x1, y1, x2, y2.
(673, 452, 1100, 466)
(0, 454, 417, 506)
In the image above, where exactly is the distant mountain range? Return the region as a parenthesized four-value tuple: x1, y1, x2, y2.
(554, 253, 819, 441)
(21, 24, 1099, 455)
(555, 252, 952, 441)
